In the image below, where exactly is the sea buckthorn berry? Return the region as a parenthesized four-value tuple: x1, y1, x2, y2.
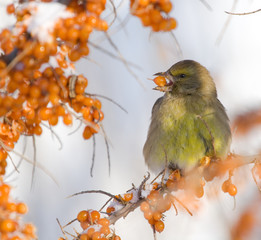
(48, 114, 59, 126)
(22, 223, 36, 237)
(77, 210, 89, 222)
(80, 234, 88, 240)
(92, 231, 102, 240)
(123, 192, 133, 202)
(93, 99, 102, 109)
(16, 202, 28, 214)
(0, 219, 16, 232)
(222, 179, 230, 193)
(6, 4, 15, 14)
(153, 211, 162, 221)
(144, 209, 153, 220)
(83, 126, 93, 139)
(80, 221, 90, 230)
(97, 218, 110, 226)
(93, 109, 104, 121)
(6, 202, 17, 212)
(106, 206, 115, 214)
(83, 97, 94, 107)
(153, 76, 167, 86)
(195, 185, 204, 198)
(140, 201, 150, 212)
(90, 210, 100, 222)
(154, 220, 165, 233)
(63, 113, 73, 125)
(87, 227, 95, 238)
(228, 184, 237, 196)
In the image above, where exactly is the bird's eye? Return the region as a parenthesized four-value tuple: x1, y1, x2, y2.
(179, 74, 186, 78)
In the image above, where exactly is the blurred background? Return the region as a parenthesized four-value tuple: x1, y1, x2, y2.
(2, 0, 261, 239)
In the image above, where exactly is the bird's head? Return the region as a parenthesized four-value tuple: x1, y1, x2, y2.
(154, 60, 217, 97)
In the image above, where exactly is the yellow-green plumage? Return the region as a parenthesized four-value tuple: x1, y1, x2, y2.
(143, 60, 231, 173)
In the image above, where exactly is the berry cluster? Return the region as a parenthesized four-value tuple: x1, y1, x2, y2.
(0, 179, 36, 240)
(0, 0, 108, 176)
(140, 189, 172, 233)
(76, 210, 121, 240)
(130, 0, 177, 31)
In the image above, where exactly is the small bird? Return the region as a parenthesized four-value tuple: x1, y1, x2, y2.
(143, 60, 231, 173)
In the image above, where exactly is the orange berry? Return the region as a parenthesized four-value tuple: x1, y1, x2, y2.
(93, 99, 102, 109)
(123, 192, 133, 202)
(0, 219, 16, 232)
(222, 179, 230, 193)
(67, 27, 79, 42)
(80, 221, 90, 230)
(16, 202, 28, 214)
(92, 231, 101, 240)
(144, 209, 153, 220)
(83, 126, 93, 139)
(6, 202, 17, 212)
(29, 85, 41, 98)
(63, 113, 73, 125)
(100, 226, 110, 235)
(38, 107, 52, 120)
(93, 109, 104, 121)
(68, 49, 81, 62)
(160, 2, 172, 13)
(87, 227, 95, 238)
(48, 114, 59, 126)
(106, 206, 115, 214)
(153, 211, 162, 221)
(34, 43, 47, 59)
(140, 201, 150, 212)
(153, 76, 167, 86)
(139, 0, 149, 6)
(97, 218, 110, 226)
(80, 234, 88, 240)
(22, 223, 36, 237)
(195, 185, 204, 198)
(77, 210, 89, 222)
(83, 97, 94, 107)
(154, 220, 164, 233)
(228, 184, 237, 196)
(90, 210, 100, 222)
(6, 4, 15, 14)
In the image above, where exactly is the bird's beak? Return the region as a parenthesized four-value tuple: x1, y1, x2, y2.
(153, 71, 174, 92)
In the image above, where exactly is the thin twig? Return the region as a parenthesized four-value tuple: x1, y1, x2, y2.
(85, 92, 128, 114)
(101, 124, 111, 176)
(251, 164, 261, 192)
(150, 170, 164, 184)
(138, 172, 150, 199)
(172, 196, 193, 216)
(4, 137, 27, 179)
(104, 32, 145, 88)
(41, 122, 63, 150)
(225, 9, 261, 15)
(199, 0, 212, 11)
(62, 218, 77, 228)
(30, 135, 37, 190)
(216, 0, 238, 45)
(67, 190, 122, 203)
(108, 0, 117, 27)
(169, 31, 183, 59)
(90, 135, 96, 177)
(88, 41, 141, 70)
(99, 197, 113, 212)
(11, 149, 59, 186)
(56, 218, 68, 240)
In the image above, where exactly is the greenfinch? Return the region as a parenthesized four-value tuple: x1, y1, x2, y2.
(143, 60, 231, 173)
